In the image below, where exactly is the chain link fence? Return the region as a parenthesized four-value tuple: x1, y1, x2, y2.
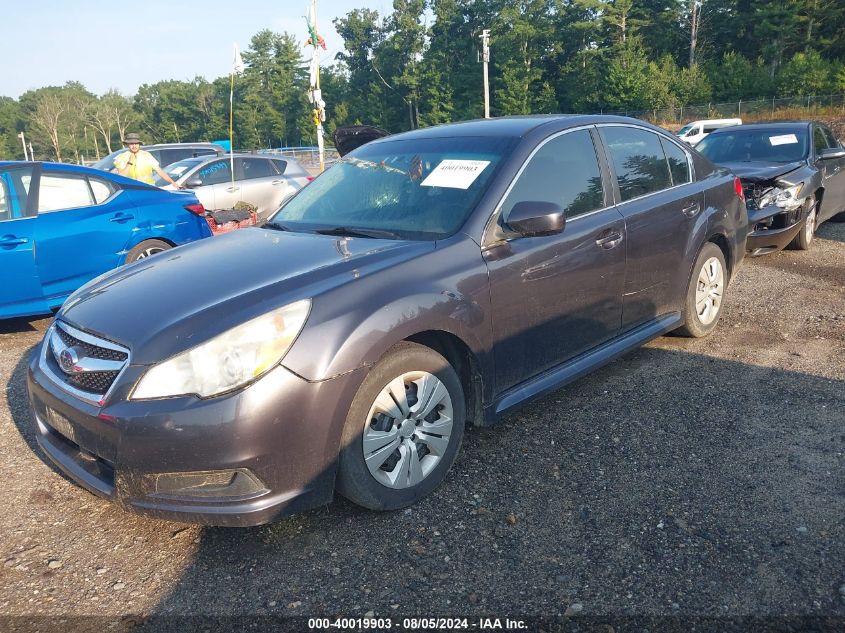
(598, 93, 845, 129)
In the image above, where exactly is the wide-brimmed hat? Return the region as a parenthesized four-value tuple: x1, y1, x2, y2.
(123, 132, 143, 145)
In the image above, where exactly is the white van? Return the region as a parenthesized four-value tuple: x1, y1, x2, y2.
(677, 118, 742, 145)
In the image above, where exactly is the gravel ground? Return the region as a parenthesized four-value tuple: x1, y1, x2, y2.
(0, 222, 843, 632)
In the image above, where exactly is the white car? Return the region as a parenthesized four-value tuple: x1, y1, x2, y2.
(677, 118, 742, 145)
(157, 154, 312, 222)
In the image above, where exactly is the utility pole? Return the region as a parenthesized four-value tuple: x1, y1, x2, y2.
(18, 131, 28, 160)
(480, 29, 491, 119)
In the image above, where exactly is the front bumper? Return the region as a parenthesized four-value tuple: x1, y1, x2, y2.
(746, 203, 805, 255)
(27, 353, 366, 527)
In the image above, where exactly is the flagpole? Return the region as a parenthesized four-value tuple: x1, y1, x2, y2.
(307, 0, 326, 173)
(229, 67, 235, 188)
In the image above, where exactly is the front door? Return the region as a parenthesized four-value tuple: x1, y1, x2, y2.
(816, 125, 845, 221)
(484, 128, 626, 394)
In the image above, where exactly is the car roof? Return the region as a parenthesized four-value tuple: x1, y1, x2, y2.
(0, 161, 103, 174)
(707, 121, 811, 135)
(364, 114, 672, 145)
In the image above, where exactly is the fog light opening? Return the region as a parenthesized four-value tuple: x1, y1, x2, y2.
(151, 469, 268, 500)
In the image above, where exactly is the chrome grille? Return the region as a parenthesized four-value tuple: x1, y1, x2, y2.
(41, 322, 130, 404)
(54, 326, 128, 361)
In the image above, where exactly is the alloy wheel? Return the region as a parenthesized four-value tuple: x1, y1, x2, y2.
(695, 256, 724, 326)
(134, 247, 165, 260)
(804, 206, 816, 244)
(362, 371, 454, 490)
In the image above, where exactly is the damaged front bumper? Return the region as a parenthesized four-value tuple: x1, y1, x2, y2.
(745, 202, 807, 256)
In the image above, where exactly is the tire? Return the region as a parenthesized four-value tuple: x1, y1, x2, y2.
(125, 239, 172, 262)
(676, 242, 728, 338)
(336, 342, 465, 511)
(787, 196, 817, 250)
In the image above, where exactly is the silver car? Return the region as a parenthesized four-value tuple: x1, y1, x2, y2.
(156, 154, 311, 221)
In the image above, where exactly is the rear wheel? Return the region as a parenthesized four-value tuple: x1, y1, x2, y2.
(126, 239, 171, 262)
(336, 342, 465, 511)
(676, 242, 727, 338)
(787, 196, 816, 250)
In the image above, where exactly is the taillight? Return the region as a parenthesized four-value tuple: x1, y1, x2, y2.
(306, 176, 315, 182)
(184, 203, 206, 216)
(733, 176, 744, 200)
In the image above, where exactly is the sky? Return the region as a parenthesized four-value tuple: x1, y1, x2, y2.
(0, 0, 393, 99)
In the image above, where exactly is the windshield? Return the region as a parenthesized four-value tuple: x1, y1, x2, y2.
(696, 128, 809, 163)
(153, 157, 206, 186)
(267, 136, 517, 240)
(677, 124, 694, 136)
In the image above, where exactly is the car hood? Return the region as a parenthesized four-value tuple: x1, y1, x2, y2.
(59, 228, 434, 364)
(721, 161, 804, 183)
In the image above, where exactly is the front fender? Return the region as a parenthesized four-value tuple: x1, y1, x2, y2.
(282, 236, 492, 382)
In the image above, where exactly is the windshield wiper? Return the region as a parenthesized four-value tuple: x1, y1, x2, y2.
(263, 222, 291, 231)
(313, 226, 401, 239)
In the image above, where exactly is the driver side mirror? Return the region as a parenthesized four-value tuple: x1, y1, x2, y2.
(184, 177, 203, 188)
(506, 201, 566, 237)
(818, 147, 845, 160)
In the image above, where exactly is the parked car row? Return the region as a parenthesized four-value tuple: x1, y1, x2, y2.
(9, 113, 845, 529)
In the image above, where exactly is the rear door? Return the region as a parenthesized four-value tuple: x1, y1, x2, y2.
(485, 127, 626, 393)
(33, 168, 134, 304)
(238, 157, 296, 220)
(598, 125, 704, 329)
(197, 159, 239, 210)
(0, 165, 45, 317)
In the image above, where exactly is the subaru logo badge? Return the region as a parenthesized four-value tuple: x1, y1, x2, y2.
(59, 348, 79, 373)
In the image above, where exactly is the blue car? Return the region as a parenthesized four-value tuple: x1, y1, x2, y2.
(1, 161, 213, 319)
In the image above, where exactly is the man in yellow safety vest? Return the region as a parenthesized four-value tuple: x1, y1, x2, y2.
(114, 133, 181, 187)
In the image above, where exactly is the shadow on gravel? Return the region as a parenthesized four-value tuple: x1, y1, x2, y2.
(816, 221, 845, 244)
(136, 347, 844, 627)
(6, 344, 73, 479)
(0, 314, 52, 334)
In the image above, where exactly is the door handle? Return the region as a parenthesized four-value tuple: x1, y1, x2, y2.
(681, 202, 701, 217)
(226, 186, 240, 193)
(0, 235, 28, 247)
(595, 230, 623, 250)
(109, 213, 135, 223)
(271, 180, 284, 185)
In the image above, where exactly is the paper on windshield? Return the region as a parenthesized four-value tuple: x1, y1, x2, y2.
(169, 165, 190, 176)
(769, 134, 798, 146)
(421, 159, 490, 189)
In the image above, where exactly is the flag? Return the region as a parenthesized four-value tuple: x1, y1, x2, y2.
(232, 43, 245, 75)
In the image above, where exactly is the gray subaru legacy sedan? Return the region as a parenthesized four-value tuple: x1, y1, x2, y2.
(27, 116, 748, 526)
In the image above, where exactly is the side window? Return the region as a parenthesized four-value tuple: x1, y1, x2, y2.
(159, 149, 190, 166)
(0, 166, 34, 221)
(272, 159, 288, 174)
(197, 160, 231, 186)
(193, 148, 218, 157)
(660, 138, 691, 186)
(88, 177, 116, 204)
(813, 126, 829, 153)
(821, 126, 840, 148)
(600, 127, 672, 202)
(241, 158, 277, 180)
(501, 129, 605, 222)
(38, 173, 94, 213)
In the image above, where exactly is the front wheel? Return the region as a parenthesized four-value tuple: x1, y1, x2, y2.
(126, 239, 171, 262)
(336, 342, 465, 511)
(676, 242, 727, 338)
(787, 196, 816, 250)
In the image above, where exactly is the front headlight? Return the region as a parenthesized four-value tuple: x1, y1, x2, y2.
(759, 182, 804, 209)
(131, 299, 311, 399)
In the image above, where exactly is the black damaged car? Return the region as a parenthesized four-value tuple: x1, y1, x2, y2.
(696, 121, 845, 255)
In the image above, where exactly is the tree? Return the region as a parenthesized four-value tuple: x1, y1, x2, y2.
(778, 50, 832, 96)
